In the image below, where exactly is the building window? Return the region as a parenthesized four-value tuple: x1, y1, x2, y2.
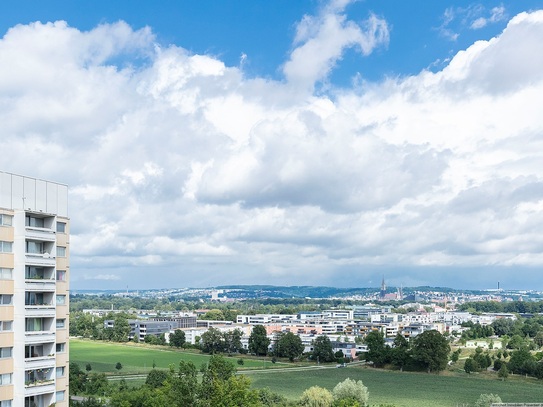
(55, 391, 65, 402)
(56, 343, 66, 353)
(0, 295, 12, 305)
(25, 292, 47, 306)
(0, 268, 12, 280)
(56, 319, 66, 329)
(56, 246, 66, 257)
(56, 295, 66, 305)
(0, 348, 12, 358)
(0, 241, 12, 253)
(56, 366, 65, 378)
(26, 318, 44, 332)
(56, 222, 66, 233)
(0, 214, 12, 227)
(0, 321, 12, 331)
(56, 270, 66, 281)
(0, 373, 12, 385)
(25, 216, 44, 228)
(0, 400, 12, 407)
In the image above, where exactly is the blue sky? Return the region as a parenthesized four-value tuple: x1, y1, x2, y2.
(3, 1, 539, 82)
(2, 1, 543, 290)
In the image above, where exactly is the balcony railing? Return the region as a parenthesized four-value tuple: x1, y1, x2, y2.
(25, 227, 56, 242)
(25, 254, 55, 267)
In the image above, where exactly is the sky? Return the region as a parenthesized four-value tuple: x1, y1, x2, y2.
(2, 0, 543, 291)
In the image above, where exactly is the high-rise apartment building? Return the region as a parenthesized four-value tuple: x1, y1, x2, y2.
(0, 171, 69, 407)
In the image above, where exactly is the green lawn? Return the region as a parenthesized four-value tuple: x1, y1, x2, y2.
(70, 339, 272, 374)
(71, 340, 543, 406)
(247, 365, 543, 407)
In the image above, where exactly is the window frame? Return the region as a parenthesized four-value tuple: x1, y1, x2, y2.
(0, 241, 12, 253)
(56, 246, 66, 257)
(56, 222, 66, 233)
(0, 214, 12, 227)
(0, 347, 12, 358)
(0, 268, 12, 280)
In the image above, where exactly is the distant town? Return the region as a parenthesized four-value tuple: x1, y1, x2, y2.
(72, 281, 543, 303)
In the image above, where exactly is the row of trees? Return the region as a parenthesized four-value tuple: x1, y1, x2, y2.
(460, 300, 543, 314)
(200, 327, 245, 354)
(70, 355, 372, 407)
(364, 330, 450, 373)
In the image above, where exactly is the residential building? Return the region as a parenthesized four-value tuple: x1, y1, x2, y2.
(0, 171, 69, 407)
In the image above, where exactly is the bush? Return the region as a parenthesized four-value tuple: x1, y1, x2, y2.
(300, 386, 333, 407)
(332, 378, 369, 407)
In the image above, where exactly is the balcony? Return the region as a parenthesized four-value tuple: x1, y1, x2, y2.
(25, 252, 55, 267)
(24, 380, 55, 397)
(25, 331, 56, 343)
(25, 354, 56, 370)
(25, 305, 56, 318)
(25, 278, 56, 291)
(25, 227, 56, 242)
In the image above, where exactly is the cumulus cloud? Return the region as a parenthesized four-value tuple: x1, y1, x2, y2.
(2, 6, 543, 290)
(282, 0, 389, 91)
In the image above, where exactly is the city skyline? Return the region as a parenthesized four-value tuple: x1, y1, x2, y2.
(2, 1, 543, 290)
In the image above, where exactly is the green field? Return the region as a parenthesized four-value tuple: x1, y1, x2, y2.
(70, 339, 273, 374)
(71, 340, 543, 406)
(247, 365, 543, 407)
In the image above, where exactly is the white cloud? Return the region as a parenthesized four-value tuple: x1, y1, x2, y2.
(439, 5, 508, 38)
(2, 7, 543, 289)
(283, 1, 389, 91)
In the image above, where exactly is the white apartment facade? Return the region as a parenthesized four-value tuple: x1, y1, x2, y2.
(0, 172, 69, 407)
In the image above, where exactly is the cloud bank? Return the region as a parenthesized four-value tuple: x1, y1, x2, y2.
(2, 5, 543, 289)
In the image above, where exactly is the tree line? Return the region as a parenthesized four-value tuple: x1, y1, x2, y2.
(70, 355, 372, 407)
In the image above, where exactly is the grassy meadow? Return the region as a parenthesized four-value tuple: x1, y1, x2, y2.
(70, 339, 272, 374)
(247, 365, 543, 407)
(71, 340, 543, 406)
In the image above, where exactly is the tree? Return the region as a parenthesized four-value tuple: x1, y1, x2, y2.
(300, 386, 333, 407)
(390, 334, 410, 371)
(115, 362, 123, 371)
(146, 369, 169, 388)
(498, 364, 509, 381)
(534, 362, 543, 379)
(412, 330, 450, 373)
(167, 361, 198, 406)
(332, 378, 369, 407)
(223, 328, 243, 355)
(86, 363, 92, 372)
(474, 394, 502, 407)
(464, 358, 476, 374)
(200, 309, 225, 321)
(169, 330, 186, 348)
(200, 327, 225, 354)
(535, 331, 543, 348)
(69, 363, 87, 395)
(335, 350, 345, 364)
(198, 355, 260, 406)
(86, 372, 109, 395)
(312, 335, 335, 363)
(112, 315, 131, 342)
(274, 332, 304, 362)
(365, 331, 390, 367)
(451, 349, 460, 363)
(249, 325, 271, 356)
(508, 347, 535, 374)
